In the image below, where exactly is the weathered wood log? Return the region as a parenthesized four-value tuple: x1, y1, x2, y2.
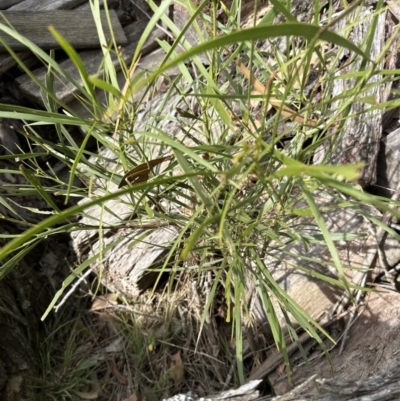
(75, 0, 119, 10)
(14, 19, 164, 105)
(271, 363, 400, 400)
(313, 6, 399, 187)
(8, 0, 86, 11)
(70, 92, 194, 294)
(269, 290, 400, 400)
(0, 11, 126, 51)
(260, 195, 381, 326)
(0, 0, 89, 73)
(161, 361, 400, 400)
(0, 0, 23, 9)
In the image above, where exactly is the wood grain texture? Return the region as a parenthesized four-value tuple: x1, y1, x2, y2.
(0, 0, 89, 73)
(313, 8, 397, 187)
(0, 11, 126, 51)
(75, 0, 119, 10)
(269, 293, 400, 400)
(15, 20, 165, 105)
(8, 0, 86, 11)
(0, 0, 23, 9)
(67, 47, 180, 120)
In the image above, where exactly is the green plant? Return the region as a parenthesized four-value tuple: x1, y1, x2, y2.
(1, 0, 400, 396)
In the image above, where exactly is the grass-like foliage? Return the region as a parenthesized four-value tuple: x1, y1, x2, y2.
(1, 0, 400, 397)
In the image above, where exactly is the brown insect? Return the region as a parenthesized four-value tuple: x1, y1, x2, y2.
(118, 155, 173, 188)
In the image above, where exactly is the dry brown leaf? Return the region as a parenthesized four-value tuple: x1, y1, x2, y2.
(110, 356, 128, 386)
(170, 351, 184, 387)
(91, 293, 119, 311)
(234, 56, 266, 95)
(118, 155, 173, 188)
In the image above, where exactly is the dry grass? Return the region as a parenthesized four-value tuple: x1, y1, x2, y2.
(32, 268, 254, 400)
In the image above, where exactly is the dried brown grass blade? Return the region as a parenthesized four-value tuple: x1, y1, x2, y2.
(234, 57, 317, 126)
(112, 54, 141, 139)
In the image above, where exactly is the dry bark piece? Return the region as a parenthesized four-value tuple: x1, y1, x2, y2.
(70, 93, 191, 296)
(0, 11, 126, 51)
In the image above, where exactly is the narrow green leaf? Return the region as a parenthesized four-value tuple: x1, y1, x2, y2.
(19, 165, 61, 213)
(133, 22, 369, 94)
(299, 179, 351, 295)
(48, 26, 99, 108)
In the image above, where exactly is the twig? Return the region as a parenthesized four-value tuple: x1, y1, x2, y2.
(54, 266, 95, 313)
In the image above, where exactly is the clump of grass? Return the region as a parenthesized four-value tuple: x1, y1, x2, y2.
(1, 0, 400, 399)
